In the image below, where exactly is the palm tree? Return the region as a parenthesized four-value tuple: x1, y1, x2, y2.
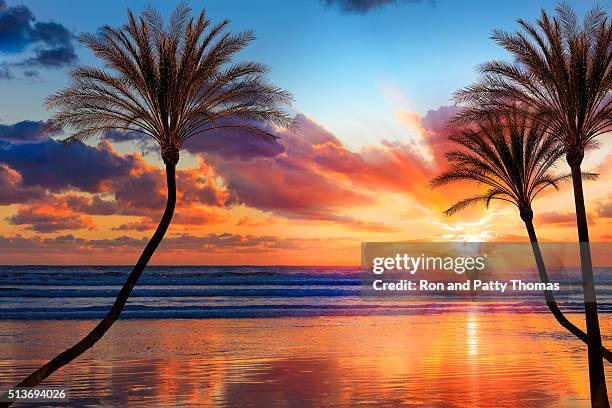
(3, 3, 292, 399)
(452, 5, 612, 406)
(431, 111, 612, 363)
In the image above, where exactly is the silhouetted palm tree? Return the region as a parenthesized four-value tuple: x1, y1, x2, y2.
(431, 111, 611, 362)
(453, 4, 612, 406)
(4, 3, 292, 399)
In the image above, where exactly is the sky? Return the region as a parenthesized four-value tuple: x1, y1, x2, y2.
(0, 0, 611, 265)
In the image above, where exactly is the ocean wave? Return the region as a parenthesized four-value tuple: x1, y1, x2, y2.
(1, 266, 611, 320)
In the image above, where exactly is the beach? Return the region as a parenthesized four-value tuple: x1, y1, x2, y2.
(2, 314, 612, 407)
(2, 266, 612, 406)
(1, 0, 611, 406)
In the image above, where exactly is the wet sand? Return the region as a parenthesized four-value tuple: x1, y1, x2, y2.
(2, 313, 612, 407)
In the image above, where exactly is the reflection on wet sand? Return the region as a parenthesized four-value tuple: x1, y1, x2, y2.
(1, 313, 611, 407)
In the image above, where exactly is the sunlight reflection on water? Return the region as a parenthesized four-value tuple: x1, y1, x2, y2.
(1, 314, 611, 407)
(467, 313, 480, 356)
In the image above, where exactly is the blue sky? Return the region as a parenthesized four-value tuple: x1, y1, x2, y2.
(0, 0, 605, 148)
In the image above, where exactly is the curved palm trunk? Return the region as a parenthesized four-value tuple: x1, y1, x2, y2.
(569, 156, 609, 408)
(0, 163, 177, 408)
(523, 216, 612, 363)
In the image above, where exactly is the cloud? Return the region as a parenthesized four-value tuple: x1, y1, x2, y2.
(0, 163, 46, 204)
(535, 211, 576, 226)
(7, 204, 94, 232)
(420, 104, 457, 142)
(0, 139, 138, 193)
(0, 137, 234, 232)
(0, 231, 360, 266)
(183, 121, 285, 160)
(166, 232, 302, 251)
(65, 195, 117, 216)
(0, 120, 62, 143)
(0, 1, 77, 79)
(5, 193, 106, 232)
(598, 204, 612, 218)
(177, 162, 232, 208)
(0, 234, 144, 253)
(236, 216, 276, 227)
(0, 106, 459, 234)
(321, 0, 433, 15)
(534, 210, 598, 227)
(104, 129, 158, 155)
(0, 1, 33, 52)
(207, 128, 376, 224)
(0, 232, 306, 255)
(113, 208, 229, 232)
(0, 137, 144, 231)
(191, 108, 458, 230)
(596, 199, 612, 218)
(103, 159, 231, 227)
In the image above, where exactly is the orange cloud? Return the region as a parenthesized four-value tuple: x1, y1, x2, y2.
(114, 208, 229, 232)
(198, 108, 462, 230)
(4, 103, 608, 264)
(8, 202, 95, 232)
(0, 233, 357, 265)
(535, 211, 577, 227)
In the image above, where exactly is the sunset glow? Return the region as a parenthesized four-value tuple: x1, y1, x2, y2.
(0, 0, 610, 266)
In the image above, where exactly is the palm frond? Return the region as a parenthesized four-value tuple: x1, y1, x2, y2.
(45, 4, 293, 161)
(433, 110, 566, 216)
(454, 4, 612, 150)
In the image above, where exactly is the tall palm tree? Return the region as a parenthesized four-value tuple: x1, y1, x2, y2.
(453, 5, 612, 406)
(431, 111, 612, 362)
(4, 3, 292, 399)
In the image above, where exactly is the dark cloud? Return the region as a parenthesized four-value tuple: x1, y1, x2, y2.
(0, 1, 77, 79)
(0, 137, 144, 230)
(0, 1, 33, 52)
(112, 165, 166, 213)
(104, 129, 158, 155)
(182, 121, 285, 160)
(29, 20, 74, 49)
(65, 195, 117, 216)
(0, 135, 233, 232)
(0, 139, 138, 192)
(25, 44, 76, 67)
(0, 120, 62, 143)
(104, 130, 145, 143)
(0, 163, 46, 205)
(22, 68, 37, 78)
(321, 0, 433, 15)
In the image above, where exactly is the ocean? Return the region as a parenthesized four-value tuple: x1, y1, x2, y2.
(2, 265, 611, 319)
